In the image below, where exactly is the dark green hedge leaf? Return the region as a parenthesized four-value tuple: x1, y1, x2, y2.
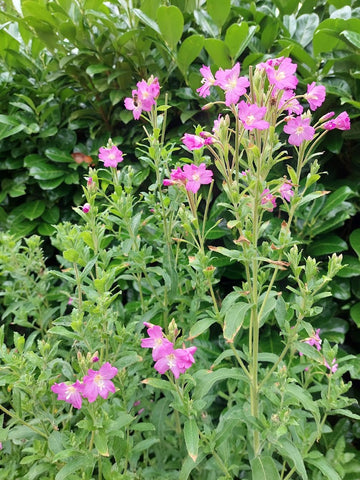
(306, 234, 348, 256)
(204, 38, 231, 68)
(207, 0, 230, 29)
(177, 34, 204, 74)
(157, 5, 184, 50)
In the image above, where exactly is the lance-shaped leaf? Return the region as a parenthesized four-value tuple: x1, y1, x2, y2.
(184, 419, 199, 462)
(223, 302, 251, 342)
(251, 455, 281, 480)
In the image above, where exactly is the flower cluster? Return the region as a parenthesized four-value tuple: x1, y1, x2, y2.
(124, 76, 160, 119)
(196, 57, 350, 147)
(51, 362, 118, 409)
(163, 163, 213, 194)
(141, 322, 196, 379)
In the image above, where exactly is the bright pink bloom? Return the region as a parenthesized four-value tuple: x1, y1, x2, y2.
(51, 380, 83, 409)
(261, 189, 277, 212)
(324, 358, 338, 374)
(91, 355, 99, 363)
(98, 145, 124, 168)
(163, 166, 187, 187)
(68, 297, 73, 305)
(278, 90, 303, 115)
(82, 203, 90, 213)
(137, 79, 158, 110)
(267, 57, 298, 91)
(80, 362, 118, 403)
(279, 182, 294, 202)
(183, 163, 213, 193)
(141, 323, 174, 361)
(238, 101, 269, 131)
(283, 116, 315, 146)
(304, 82, 326, 111)
(215, 63, 249, 106)
(0, 442, 2, 450)
(322, 120, 337, 131)
(197, 65, 216, 98)
(182, 133, 206, 150)
(334, 111, 350, 130)
(124, 90, 144, 120)
(153, 344, 197, 378)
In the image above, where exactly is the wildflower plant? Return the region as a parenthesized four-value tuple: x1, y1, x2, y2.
(0, 57, 358, 480)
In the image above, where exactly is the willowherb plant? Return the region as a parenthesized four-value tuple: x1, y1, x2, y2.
(0, 57, 358, 480)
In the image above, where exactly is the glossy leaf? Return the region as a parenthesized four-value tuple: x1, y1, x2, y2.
(350, 229, 360, 259)
(204, 38, 232, 68)
(225, 23, 257, 61)
(177, 34, 204, 74)
(306, 234, 348, 256)
(207, 0, 230, 29)
(157, 6, 184, 50)
(21, 200, 46, 221)
(350, 302, 360, 327)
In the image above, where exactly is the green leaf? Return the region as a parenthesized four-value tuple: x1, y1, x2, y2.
(340, 30, 360, 50)
(223, 302, 251, 342)
(336, 255, 360, 278)
(21, 200, 46, 220)
(184, 419, 199, 462)
(157, 5, 184, 50)
(225, 23, 257, 60)
(94, 429, 109, 456)
(177, 34, 204, 74)
(350, 302, 360, 327)
(142, 377, 174, 392)
(55, 454, 95, 480)
(306, 234, 348, 256)
(207, 0, 230, 29)
(132, 437, 160, 453)
(271, 0, 299, 15)
(85, 64, 110, 76)
(294, 14, 319, 47)
(133, 8, 161, 34)
(188, 318, 216, 340)
(276, 439, 308, 480)
(204, 38, 232, 68)
(106, 412, 135, 434)
(251, 455, 281, 480)
(45, 148, 74, 163)
(193, 368, 245, 400)
(285, 384, 320, 424)
(306, 451, 342, 480)
(350, 229, 360, 259)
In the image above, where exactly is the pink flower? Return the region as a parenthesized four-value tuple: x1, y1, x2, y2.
(124, 90, 144, 120)
(304, 82, 326, 111)
(215, 63, 249, 106)
(98, 145, 124, 168)
(197, 65, 216, 98)
(153, 344, 197, 378)
(319, 111, 335, 123)
(261, 189, 277, 212)
(279, 182, 294, 202)
(67, 297, 73, 305)
(183, 163, 213, 193)
(305, 329, 322, 350)
(141, 323, 174, 361)
(283, 116, 315, 146)
(82, 203, 90, 213)
(124, 77, 160, 120)
(0, 442, 2, 450)
(278, 90, 303, 115)
(322, 120, 337, 131)
(324, 358, 338, 374)
(80, 362, 118, 403)
(182, 133, 206, 150)
(267, 57, 298, 91)
(334, 111, 350, 130)
(163, 166, 187, 187)
(91, 355, 99, 363)
(51, 380, 83, 409)
(238, 101, 269, 131)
